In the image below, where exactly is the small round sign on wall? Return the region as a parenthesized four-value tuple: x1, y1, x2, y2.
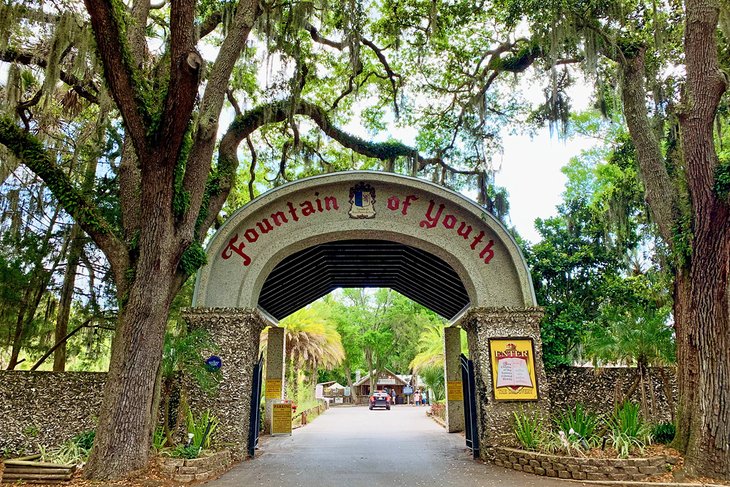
(205, 355, 222, 372)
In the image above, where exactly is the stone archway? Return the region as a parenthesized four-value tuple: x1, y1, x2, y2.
(184, 171, 548, 460)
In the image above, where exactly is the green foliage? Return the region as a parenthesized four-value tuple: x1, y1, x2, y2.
(40, 432, 95, 465)
(418, 365, 445, 402)
(553, 404, 600, 444)
(527, 115, 671, 368)
(185, 409, 219, 451)
(714, 156, 730, 199)
(652, 422, 676, 444)
(584, 291, 675, 369)
(607, 402, 653, 458)
(162, 326, 220, 393)
(179, 242, 208, 276)
(152, 427, 166, 452)
(72, 430, 95, 451)
(513, 409, 546, 451)
(170, 444, 200, 459)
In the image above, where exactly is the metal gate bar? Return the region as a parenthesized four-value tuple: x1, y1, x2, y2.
(248, 353, 264, 457)
(460, 353, 480, 459)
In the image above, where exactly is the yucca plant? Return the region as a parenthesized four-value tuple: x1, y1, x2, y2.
(513, 409, 545, 451)
(607, 402, 652, 457)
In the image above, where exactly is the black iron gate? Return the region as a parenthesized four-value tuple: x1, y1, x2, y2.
(460, 353, 480, 459)
(248, 353, 264, 457)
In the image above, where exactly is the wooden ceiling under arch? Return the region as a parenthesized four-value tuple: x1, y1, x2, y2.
(258, 239, 471, 320)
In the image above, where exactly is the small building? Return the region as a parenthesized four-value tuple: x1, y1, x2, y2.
(353, 369, 411, 404)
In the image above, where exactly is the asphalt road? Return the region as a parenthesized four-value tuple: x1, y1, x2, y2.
(205, 405, 586, 487)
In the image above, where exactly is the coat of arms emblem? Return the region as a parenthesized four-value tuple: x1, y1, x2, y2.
(348, 182, 376, 219)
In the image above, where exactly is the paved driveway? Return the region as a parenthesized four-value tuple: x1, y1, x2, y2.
(206, 406, 585, 487)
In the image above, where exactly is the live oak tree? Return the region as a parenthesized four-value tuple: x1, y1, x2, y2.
(3, 0, 727, 481)
(0, 0, 521, 479)
(495, 0, 730, 477)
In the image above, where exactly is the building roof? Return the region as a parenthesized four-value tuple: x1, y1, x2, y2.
(353, 369, 408, 387)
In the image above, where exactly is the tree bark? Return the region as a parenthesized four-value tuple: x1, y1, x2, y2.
(674, 1, 730, 477)
(83, 257, 179, 479)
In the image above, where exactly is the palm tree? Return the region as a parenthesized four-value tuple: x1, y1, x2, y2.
(262, 306, 345, 402)
(584, 302, 675, 420)
(410, 323, 468, 371)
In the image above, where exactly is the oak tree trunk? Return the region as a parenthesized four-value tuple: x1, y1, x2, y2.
(84, 159, 182, 479)
(673, 0, 730, 478)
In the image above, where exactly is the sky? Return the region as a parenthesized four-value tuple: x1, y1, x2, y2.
(496, 130, 598, 243)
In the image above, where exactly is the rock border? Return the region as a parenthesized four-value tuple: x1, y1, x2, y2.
(489, 447, 678, 481)
(160, 449, 232, 483)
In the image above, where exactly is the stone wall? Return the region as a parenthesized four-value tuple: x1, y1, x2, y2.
(548, 367, 677, 422)
(0, 361, 676, 458)
(160, 449, 232, 483)
(182, 307, 267, 460)
(0, 307, 266, 459)
(461, 307, 550, 449)
(0, 371, 106, 454)
(491, 447, 678, 481)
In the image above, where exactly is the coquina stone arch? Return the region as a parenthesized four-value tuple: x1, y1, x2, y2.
(184, 171, 548, 460)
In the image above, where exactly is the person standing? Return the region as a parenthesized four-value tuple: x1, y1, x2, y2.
(390, 388, 396, 405)
(414, 390, 421, 406)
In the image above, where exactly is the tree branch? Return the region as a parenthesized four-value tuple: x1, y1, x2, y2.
(361, 37, 401, 116)
(197, 98, 478, 233)
(305, 23, 345, 49)
(30, 317, 115, 371)
(619, 49, 678, 243)
(0, 117, 129, 292)
(83, 0, 150, 156)
(157, 0, 202, 159)
(0, 48, 100, 104)
(179, 0, 260, 239)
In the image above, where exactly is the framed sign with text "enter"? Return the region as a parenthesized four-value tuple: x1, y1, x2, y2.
(488, 338, 538, 401)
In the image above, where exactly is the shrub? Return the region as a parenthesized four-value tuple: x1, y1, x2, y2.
(152, 427, 166, 452)
(553, 403, 600, 447)
(170, 444, 200, 459)
(72, 430, 95, 450)
(513, 409, 545, 451)
(607, 402, 652, 457)
(186, 409, 219, 451)
(652, 422, 676, 444)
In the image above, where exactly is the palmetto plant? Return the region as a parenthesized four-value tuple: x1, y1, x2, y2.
(553, 403, 600, 447)
(513, 409, 546, 451)
(409, 323, 467, 372)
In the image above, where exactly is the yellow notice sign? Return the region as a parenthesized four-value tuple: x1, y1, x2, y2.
(447, 381, 464, 401)
(489, 338, 538, 401)
(271, 402, 292, 436)
(265, 379, 282, 399)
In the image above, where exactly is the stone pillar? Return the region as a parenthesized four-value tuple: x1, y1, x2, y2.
(443, 326, 464, 432)
(182, 307, 267, 460)
(460, 307, 549, 454)
(264, 326, 286, 434)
